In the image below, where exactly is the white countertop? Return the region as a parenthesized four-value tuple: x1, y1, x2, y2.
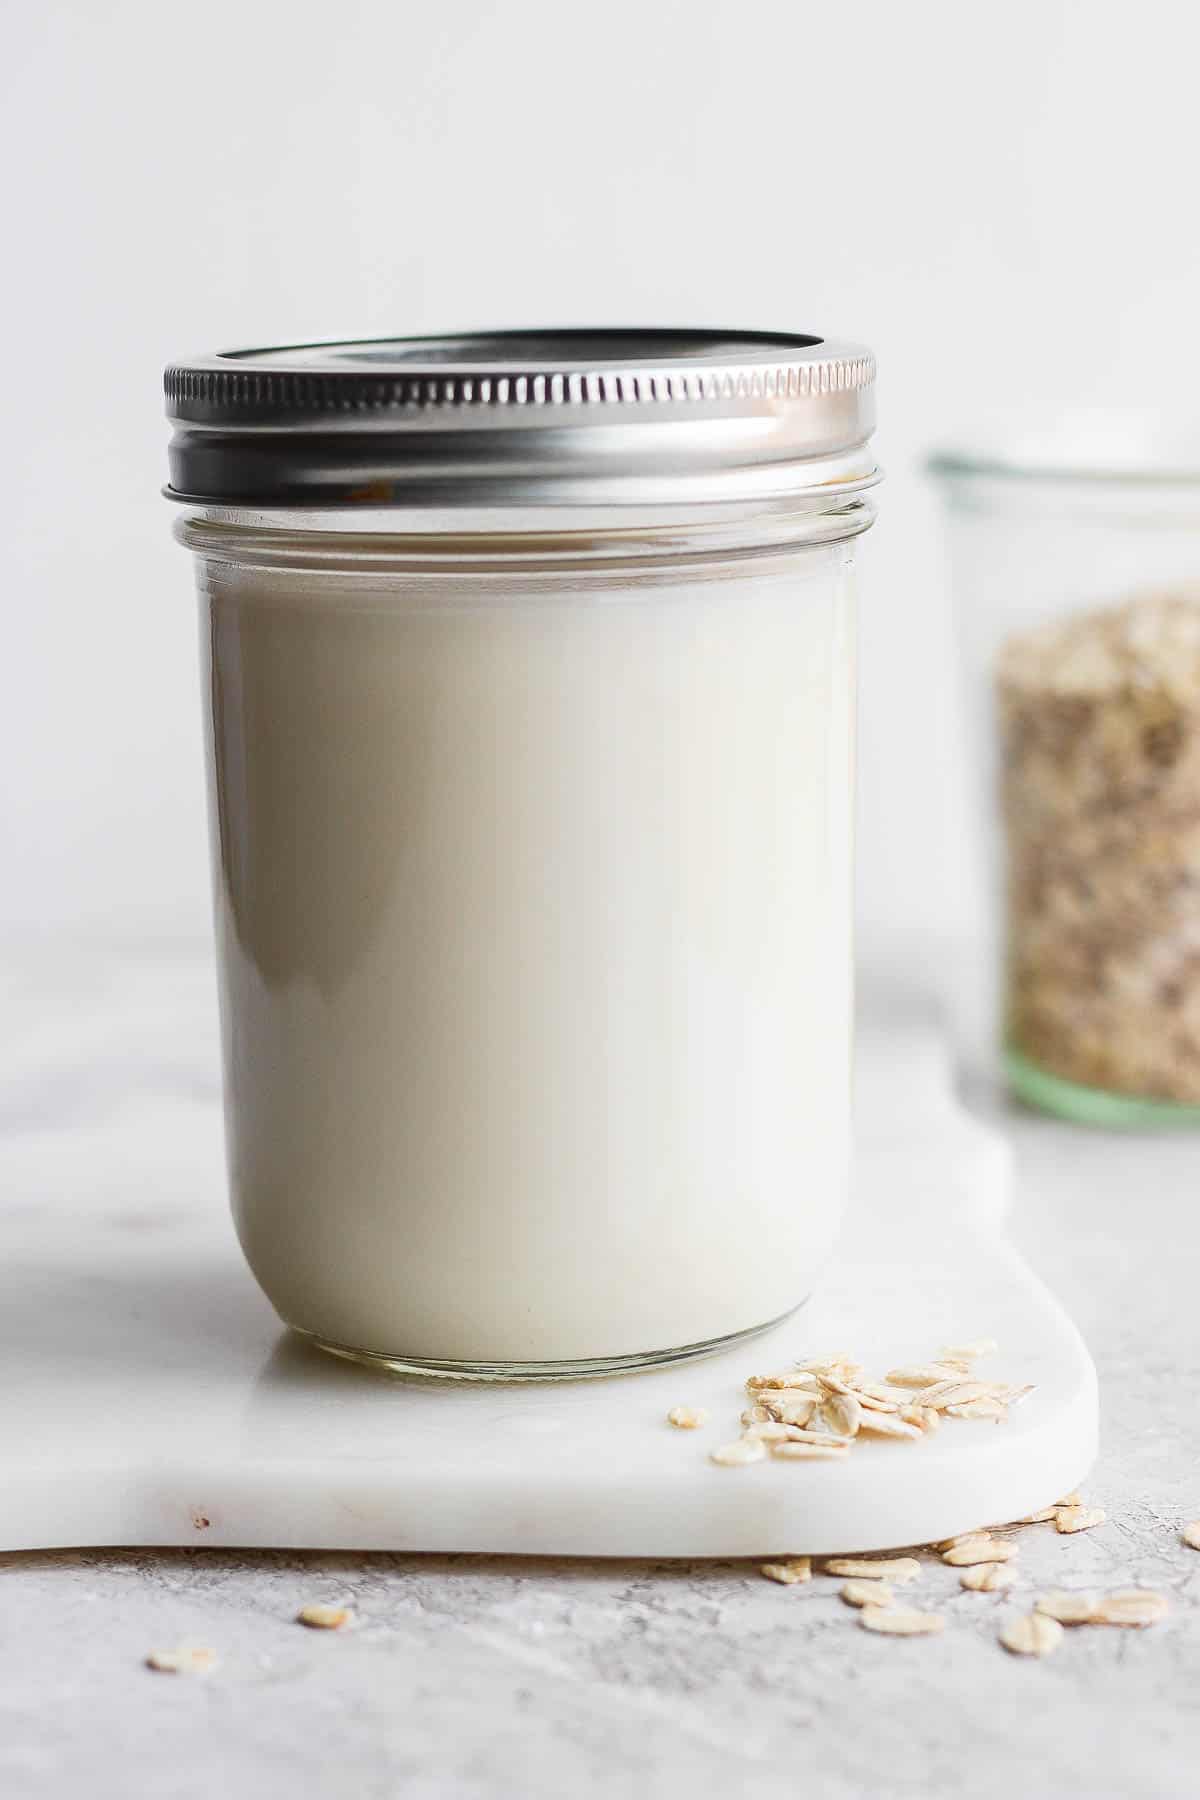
(2, 950, 1198, 1800)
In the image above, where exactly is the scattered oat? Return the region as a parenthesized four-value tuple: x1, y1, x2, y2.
(1182, 1521, 1200, 1551)
(145, 1645, 218, 1675)
(297, 1604, 353, 1631)
(1055, 1491, 1081, 1508)
(855, 1385, 905, 1412)
(814, 1370, 856, 1397)
(821, 1393, 862, 1437)
(856, 1411, 924, 1441)
(914, 1380, 992, 1412)
(760, 1557, 811, 1586)
(772, 1425, 852, 1447)
(885, 1364, 965, 1390)
(667, 1406, 707, 1430)
(1015, 1507, 1060, 1525)
(709, 1335, 1027, 1485)
(942, 1535, 1015, 1567)
(945, 1398, 1009, 1422)
(1035, 1590, 1099, 1625)
(770, 1441, 851, 1462)
(824, 1557, 921, 1583)
(746, 1419, 849, 1447)
(746, 1372, 818, 1393)
(1032, 1587, 1166, 1628)
(1092, 1589, 1168, 1627)
(710, 1437, 766, 1467)
(741, 1420, 800, 1443)
(1055, 1506, 1106, 1535)
(1000, 1613, 1063, 1657)
(842, 1579, 894, 1608)
(960, 1563, 1016, 1592)
(860, 1606, 944, 1637)
(760, 1393, 820, 1427)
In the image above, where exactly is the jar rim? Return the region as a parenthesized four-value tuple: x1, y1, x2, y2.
(174, 490, 878, 574)
(929, 452, 1200, 487)
(929, 414, 1200, 488)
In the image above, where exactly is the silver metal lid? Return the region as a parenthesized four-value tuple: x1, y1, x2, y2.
(164, 328, 877, 512)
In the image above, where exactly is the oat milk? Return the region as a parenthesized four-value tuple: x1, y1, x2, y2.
(200, 549, 854, 1364)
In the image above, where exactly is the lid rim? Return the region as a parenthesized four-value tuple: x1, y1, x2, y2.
(164, 327, 877, 510)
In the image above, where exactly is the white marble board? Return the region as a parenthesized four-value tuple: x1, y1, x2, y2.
(0, 951, 1097, 1557)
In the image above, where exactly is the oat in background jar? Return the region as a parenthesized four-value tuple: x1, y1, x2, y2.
(931, 430, 1200, 1125)
(998, 592, 1200, 1107)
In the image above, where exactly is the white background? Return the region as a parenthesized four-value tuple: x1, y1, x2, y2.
(4, 0, 1199, 950)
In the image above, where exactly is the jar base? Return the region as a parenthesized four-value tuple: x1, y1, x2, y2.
(295, 1303, 808, 1383)
(1005, 1046, 1200, 1130)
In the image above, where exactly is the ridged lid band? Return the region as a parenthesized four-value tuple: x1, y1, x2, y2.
(164, 329, 878, 513)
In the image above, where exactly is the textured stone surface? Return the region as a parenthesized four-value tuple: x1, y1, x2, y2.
(3, 1109, 1199, 1798)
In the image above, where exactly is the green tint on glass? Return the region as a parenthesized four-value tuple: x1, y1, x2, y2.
(1005, 1046, 1200, 1131)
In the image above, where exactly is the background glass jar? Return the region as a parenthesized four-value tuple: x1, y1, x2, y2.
(931, 432, 1200, 1127)
(166, 332, 878, 1375)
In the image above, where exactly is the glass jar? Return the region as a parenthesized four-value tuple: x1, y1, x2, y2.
(165, 330, 879, 1375)
(931, 432, 1200, 1127)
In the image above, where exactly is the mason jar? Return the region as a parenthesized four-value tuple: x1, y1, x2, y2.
(931, 431, 1200, 1127)
(165, 330, 879, 1375)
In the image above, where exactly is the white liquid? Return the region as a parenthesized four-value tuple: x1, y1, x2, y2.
(200, 546, 855, 1365)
